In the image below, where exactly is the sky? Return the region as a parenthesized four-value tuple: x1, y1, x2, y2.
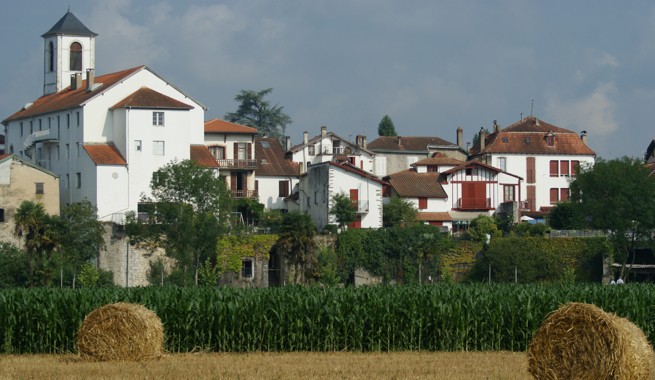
(1, 0, 655, 159)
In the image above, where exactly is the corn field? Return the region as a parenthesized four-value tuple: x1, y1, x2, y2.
(1, 284, 654, 354)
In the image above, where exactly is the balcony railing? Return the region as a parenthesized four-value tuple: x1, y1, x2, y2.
(350, 200, 369, 213)
(231, 190, 258, 199)
(215, 159, 257, 169)
(456, 197, 491, 210)
(23, 129, 59, 149)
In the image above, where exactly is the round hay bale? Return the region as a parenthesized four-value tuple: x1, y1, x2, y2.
(527, 302, 655, 380)
(77, 302, 164, 361)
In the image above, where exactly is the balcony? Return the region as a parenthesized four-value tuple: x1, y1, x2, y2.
(231, 190, 258, 199)
(24, 129, 59, 149)
(215, 159, 257, 169)
(351, 200, 369, 213)
(456, 197, 491, 210)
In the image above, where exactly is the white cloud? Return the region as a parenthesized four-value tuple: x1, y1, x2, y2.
(545, 82, 618, 137)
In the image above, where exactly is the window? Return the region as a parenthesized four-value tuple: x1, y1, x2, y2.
(550, 188, 558, 203)
(465, 167, 478, 176)
(0, 208, 4, 223)
(560, 160, 570, 176)
(209, 146, 225, 160)
(237, 143, 247, 160)
(38, 119, 42, 131)
(76, 172, 81, 188)
(260, 141, 270, 149)
(498, 157, 506, 171)
(418, 197, 428, 210)
(571, 161, 580, 176)
(20, 122, 23, 136)
(76, 111, 80, 127)
(70, 42, 82, 71)
(67, 114, 70, 129)
(35, 183, 44, 195)
(526, 157, 536, 184)
(48, 41, 54, 72)
(65, 144, 70, 158)
(65, 174, 70, 189)
(545, 133, 555, 146)
(550, 160, 558, 177)
(153, 112, 165, 126)
(241, 259, 253, 279)
(560, 188, 569, 202)
(76, 142, 80, 157)
(279, 180, 290, 197)
(308, 145, 315, 156)
(153, 141, 165, 155)
(503, 185, 515, 202)
(135, 140, 142, 151)
(29, 121, 33, 134)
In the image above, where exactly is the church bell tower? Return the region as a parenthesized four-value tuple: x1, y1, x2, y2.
(42, 11, 97, 95)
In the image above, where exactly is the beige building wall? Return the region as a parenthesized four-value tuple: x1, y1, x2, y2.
(0, 157, 60, 246)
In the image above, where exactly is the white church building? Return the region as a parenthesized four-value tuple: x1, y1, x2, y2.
(2, 11, 210, 223)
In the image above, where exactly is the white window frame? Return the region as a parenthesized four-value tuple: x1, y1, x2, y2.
(153, 140, 165, 156)
(153, 112, 165, 126)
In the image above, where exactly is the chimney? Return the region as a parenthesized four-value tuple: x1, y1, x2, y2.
(362, 136, 367, 149)
(86, 68, 94, 91)
(70, 74, 77, 90)
(303, 131, 308, 145)
(466, 142, 471, 152)
(321, 125, 327, 137)
(285, 136, 291, 151)
(580, 130, 588, 144)
(479, 127, 485, 151)
(456, 127, 463, 148)
(356, 135, 362, 147)
(397, 136, 402, 146)
(493, 120, 499, 133)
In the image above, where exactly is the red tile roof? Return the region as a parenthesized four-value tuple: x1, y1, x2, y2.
(416, 212, 452, 222)
(111, 87, 194, 110)
(470, 116, 596, 156)
(255, 137, 299, 176)
(204, 119, 258, 134)
(83, 143, 127, 165)
(367, 136, 458, 152)
(412, 154, 465, 167)
(326, 161, 387, 185)
(3, 66, 145, 124)
(385, 170, 447, 198)
(190, 145, 219, 168)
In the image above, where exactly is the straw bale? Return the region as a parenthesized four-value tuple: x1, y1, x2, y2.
(77, 302, 164, 362)
(528, 302, 654, 380)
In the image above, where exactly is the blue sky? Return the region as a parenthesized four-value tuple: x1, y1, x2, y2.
(1, 0, 654, 159)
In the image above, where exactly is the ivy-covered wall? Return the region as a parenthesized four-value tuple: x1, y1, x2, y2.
(216, 234, 278, 287)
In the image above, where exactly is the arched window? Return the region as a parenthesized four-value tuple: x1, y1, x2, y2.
(70, 42, 82, 71)
(48, 41, 54, 72)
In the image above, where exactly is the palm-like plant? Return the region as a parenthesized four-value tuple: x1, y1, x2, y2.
(14, 201, 59, 286)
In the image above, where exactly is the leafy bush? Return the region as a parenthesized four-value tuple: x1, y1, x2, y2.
(0, 242, 28, 288)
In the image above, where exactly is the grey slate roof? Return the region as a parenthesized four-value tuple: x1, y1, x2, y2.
(42, 11, 98, 38)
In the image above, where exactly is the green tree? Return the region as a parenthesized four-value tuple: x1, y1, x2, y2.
(383, 196, 417, 227)
(329, 192, 356, 230)
(225, 88, 292, 141)
(13, 201, 59, 287)
(570, 157, 655, 279)
(58, 200, 105, 288)
(378, 115, 397, 136)
(547, 201, 585, 230)
(275, 212, 318, 284)
(125, 159, 232, 286)
(472, 128, 490, 147)
(467, 215, 501, 244)
(0, 242, 28, 287)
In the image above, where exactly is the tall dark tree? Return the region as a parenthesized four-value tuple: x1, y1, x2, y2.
(225, 88, 292, 141)
(378, 115, 397, 136)
(570, 157, 655, 279)
(275, 212, 317, 284)
(329, 192, 357, 230)
(125, 160, 232, 286)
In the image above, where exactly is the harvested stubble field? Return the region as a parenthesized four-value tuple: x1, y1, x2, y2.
(0, 351, 529, 380)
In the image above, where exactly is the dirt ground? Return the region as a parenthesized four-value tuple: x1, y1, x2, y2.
(0, 351, 530, 379)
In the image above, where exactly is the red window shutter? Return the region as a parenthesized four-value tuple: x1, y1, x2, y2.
(571, 161, 580, 176)
(550, 160, 558, 177)
(233, 142, 238, 160)
(550, 188, 558, 204)
(230, 173, 237, 192)
(527, 186, 536, 211)
(526, 157, 536, 183)
(560, 160, 569, 175)
(247, 143, 252, 160)
(279, 180, 289, 197)
(560, 188, 569, 202)
(418, 197, 428, 209)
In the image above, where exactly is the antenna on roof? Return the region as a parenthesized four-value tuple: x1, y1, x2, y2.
(530, 99, 534, 116)
(520, 112, 523, 121)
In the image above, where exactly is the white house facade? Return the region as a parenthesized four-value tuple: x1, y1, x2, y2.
(255, 137, 300, 212)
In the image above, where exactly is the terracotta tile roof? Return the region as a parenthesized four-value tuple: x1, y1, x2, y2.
(470, 116, 596, 156)
(288, 131, 375, 155)
(111, 87, 194, 110)
(367, 136, 458, 153)
(255, 138, 299, 177)
(385, 169, 447, 198)
(83, 143, 127, 165)
(190, 145, 218, 168)
(412, 154, 465, 167)
(204, 119, 257, 134)
(3, 66, 144, 124)
(416, 212, 452, 222)
(437, 160, 523, 181)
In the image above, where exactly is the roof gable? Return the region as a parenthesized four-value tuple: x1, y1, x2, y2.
(288, 132, 375, 155)
(317, 161, 386, 185)
(112, 87, 194, 110)
(42, 11, 97, 37)
(83, 143, 127, 166)
(0, 154, 59, 177)
(255, 137, 299, 176)
(204, 119, 258, 134)
(367, 136, 458, 153)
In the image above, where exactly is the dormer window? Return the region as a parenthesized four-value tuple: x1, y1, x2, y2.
(70, 42, 82, 71)
(545, 132, 555, 147)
